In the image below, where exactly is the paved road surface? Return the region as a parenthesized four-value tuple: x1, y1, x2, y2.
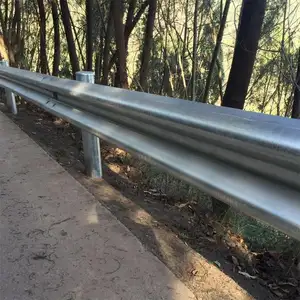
(0, 111, 195, 300)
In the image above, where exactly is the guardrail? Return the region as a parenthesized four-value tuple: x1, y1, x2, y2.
(0, 63, 300, 241)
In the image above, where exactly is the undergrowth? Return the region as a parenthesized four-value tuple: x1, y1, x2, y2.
(131, 155, 300, 254)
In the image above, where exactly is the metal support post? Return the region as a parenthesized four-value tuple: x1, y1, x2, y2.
(75, 71, 102, 178)
(0, 60, 17, 114)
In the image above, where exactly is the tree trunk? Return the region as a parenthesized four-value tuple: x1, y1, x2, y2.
(37, 0, 48, 74)
(291, 49, 300, 119)
(51, 0, 60, 76)
(12, 0, 21, 65)
(191, 0, 200, 100)
(212, 0, 267, 217)
(203, 0, 230, 103)
(139, 0, 157, 91)
(222, 0, 267, 109)
(86, 0, 93, 71)
(125, 0, 137, 36)
(69, 13, 85, 68)
(101, 2, 113, 85)
(59, 0, 80, 78)
(111, 0, 128, 89)
(95, 33, 104, 82)
(107, 1, 149, 77)
(182, 0, 189, 62)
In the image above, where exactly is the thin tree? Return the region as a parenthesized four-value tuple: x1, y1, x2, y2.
(111, 0, 128, 88)
(222, 0, 267, 109)
(69, 12, 85, 68)
(291, 49, 300, 119)
(86, 0, 93, 71)
(37, 0, 48, 74)
(50, 0, 60, 76)
(203, 0, 230, 103)
(59, 0, 79, 78)
(101, 2, 113, 85)
(139, 0, 157, 91)
(213, 0, 267, 216)
(12, 0, 21, 65)
(107, 1, 149, 79)
(191, 0, 200, 100)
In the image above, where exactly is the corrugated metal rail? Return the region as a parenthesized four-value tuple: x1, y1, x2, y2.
(1, 64, 300, 241)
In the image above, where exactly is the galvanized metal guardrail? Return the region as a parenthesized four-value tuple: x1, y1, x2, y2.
(0, 63, 300, 241)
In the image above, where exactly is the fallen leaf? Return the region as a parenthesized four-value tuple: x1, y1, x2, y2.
(271, 289, 285, 298)
(204, 237, 216, 243)
(176, 203, 189, 209)
(232, 256, 239, 266)
(278, 281, 298, 287)
(238, 271, 257, 279)
(191, 269, 198, 276)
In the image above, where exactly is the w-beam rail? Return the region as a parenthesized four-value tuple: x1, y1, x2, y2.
(0, 63, 300, 241)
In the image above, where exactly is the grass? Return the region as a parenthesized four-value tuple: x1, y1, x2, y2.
(115, 148, 300, 255)
(225, 210, 300, 254)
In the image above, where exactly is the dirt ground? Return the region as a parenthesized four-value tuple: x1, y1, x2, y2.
(1, 103, 299, 299)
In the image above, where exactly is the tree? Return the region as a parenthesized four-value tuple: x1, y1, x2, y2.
(203, 0, 230, 103)
(139, 0, 157, 91)
(60, 0, 79, 78)
(37, 0, 48, 74)
(105, 0, 149, 86)
(86, 0, 93, 71)
(291, 49, 300, 119)
(191, 0, 200, 100)
(101, 1, 113, 85)
(222, 0, 267, 109)
(50, 0, 60, 76)
(111, 0, 128, 88)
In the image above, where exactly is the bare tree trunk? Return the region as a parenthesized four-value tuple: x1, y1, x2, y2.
(95, 32, 104, 82)
(37, 0, 48, 74)
(107, 1, 149, 76)
(112, 0, 128, 89)
(203, 0, 230, 103)
(86, 0, 93, 71)
(101, 2, 113, 85)
(273, 1, 287, 116)
(95, 50, 101, 82)
(59, 0, 79, 78)
(12, 0, 21, 65)
(222, 0, 267, 109)
(191, 0, 200, 100)
(182, 0, 189, 62)
(292, 49, 300, 119)
(50, 0, 60, 76)
(125, 0, 137, 35)
(139, 0, 157, 91)
(69, 13, 85, 68)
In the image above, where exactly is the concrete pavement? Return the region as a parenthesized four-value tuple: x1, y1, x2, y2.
(0, 111, 195, 300)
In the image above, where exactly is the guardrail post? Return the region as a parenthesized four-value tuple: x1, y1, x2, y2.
(0, 60, 17, 115)
(76, 71, 102, 178)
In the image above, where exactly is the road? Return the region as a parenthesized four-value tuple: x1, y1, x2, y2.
(0, 111, 195, 300)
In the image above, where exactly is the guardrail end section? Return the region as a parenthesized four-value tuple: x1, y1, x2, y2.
(0, 60, 17, 115)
